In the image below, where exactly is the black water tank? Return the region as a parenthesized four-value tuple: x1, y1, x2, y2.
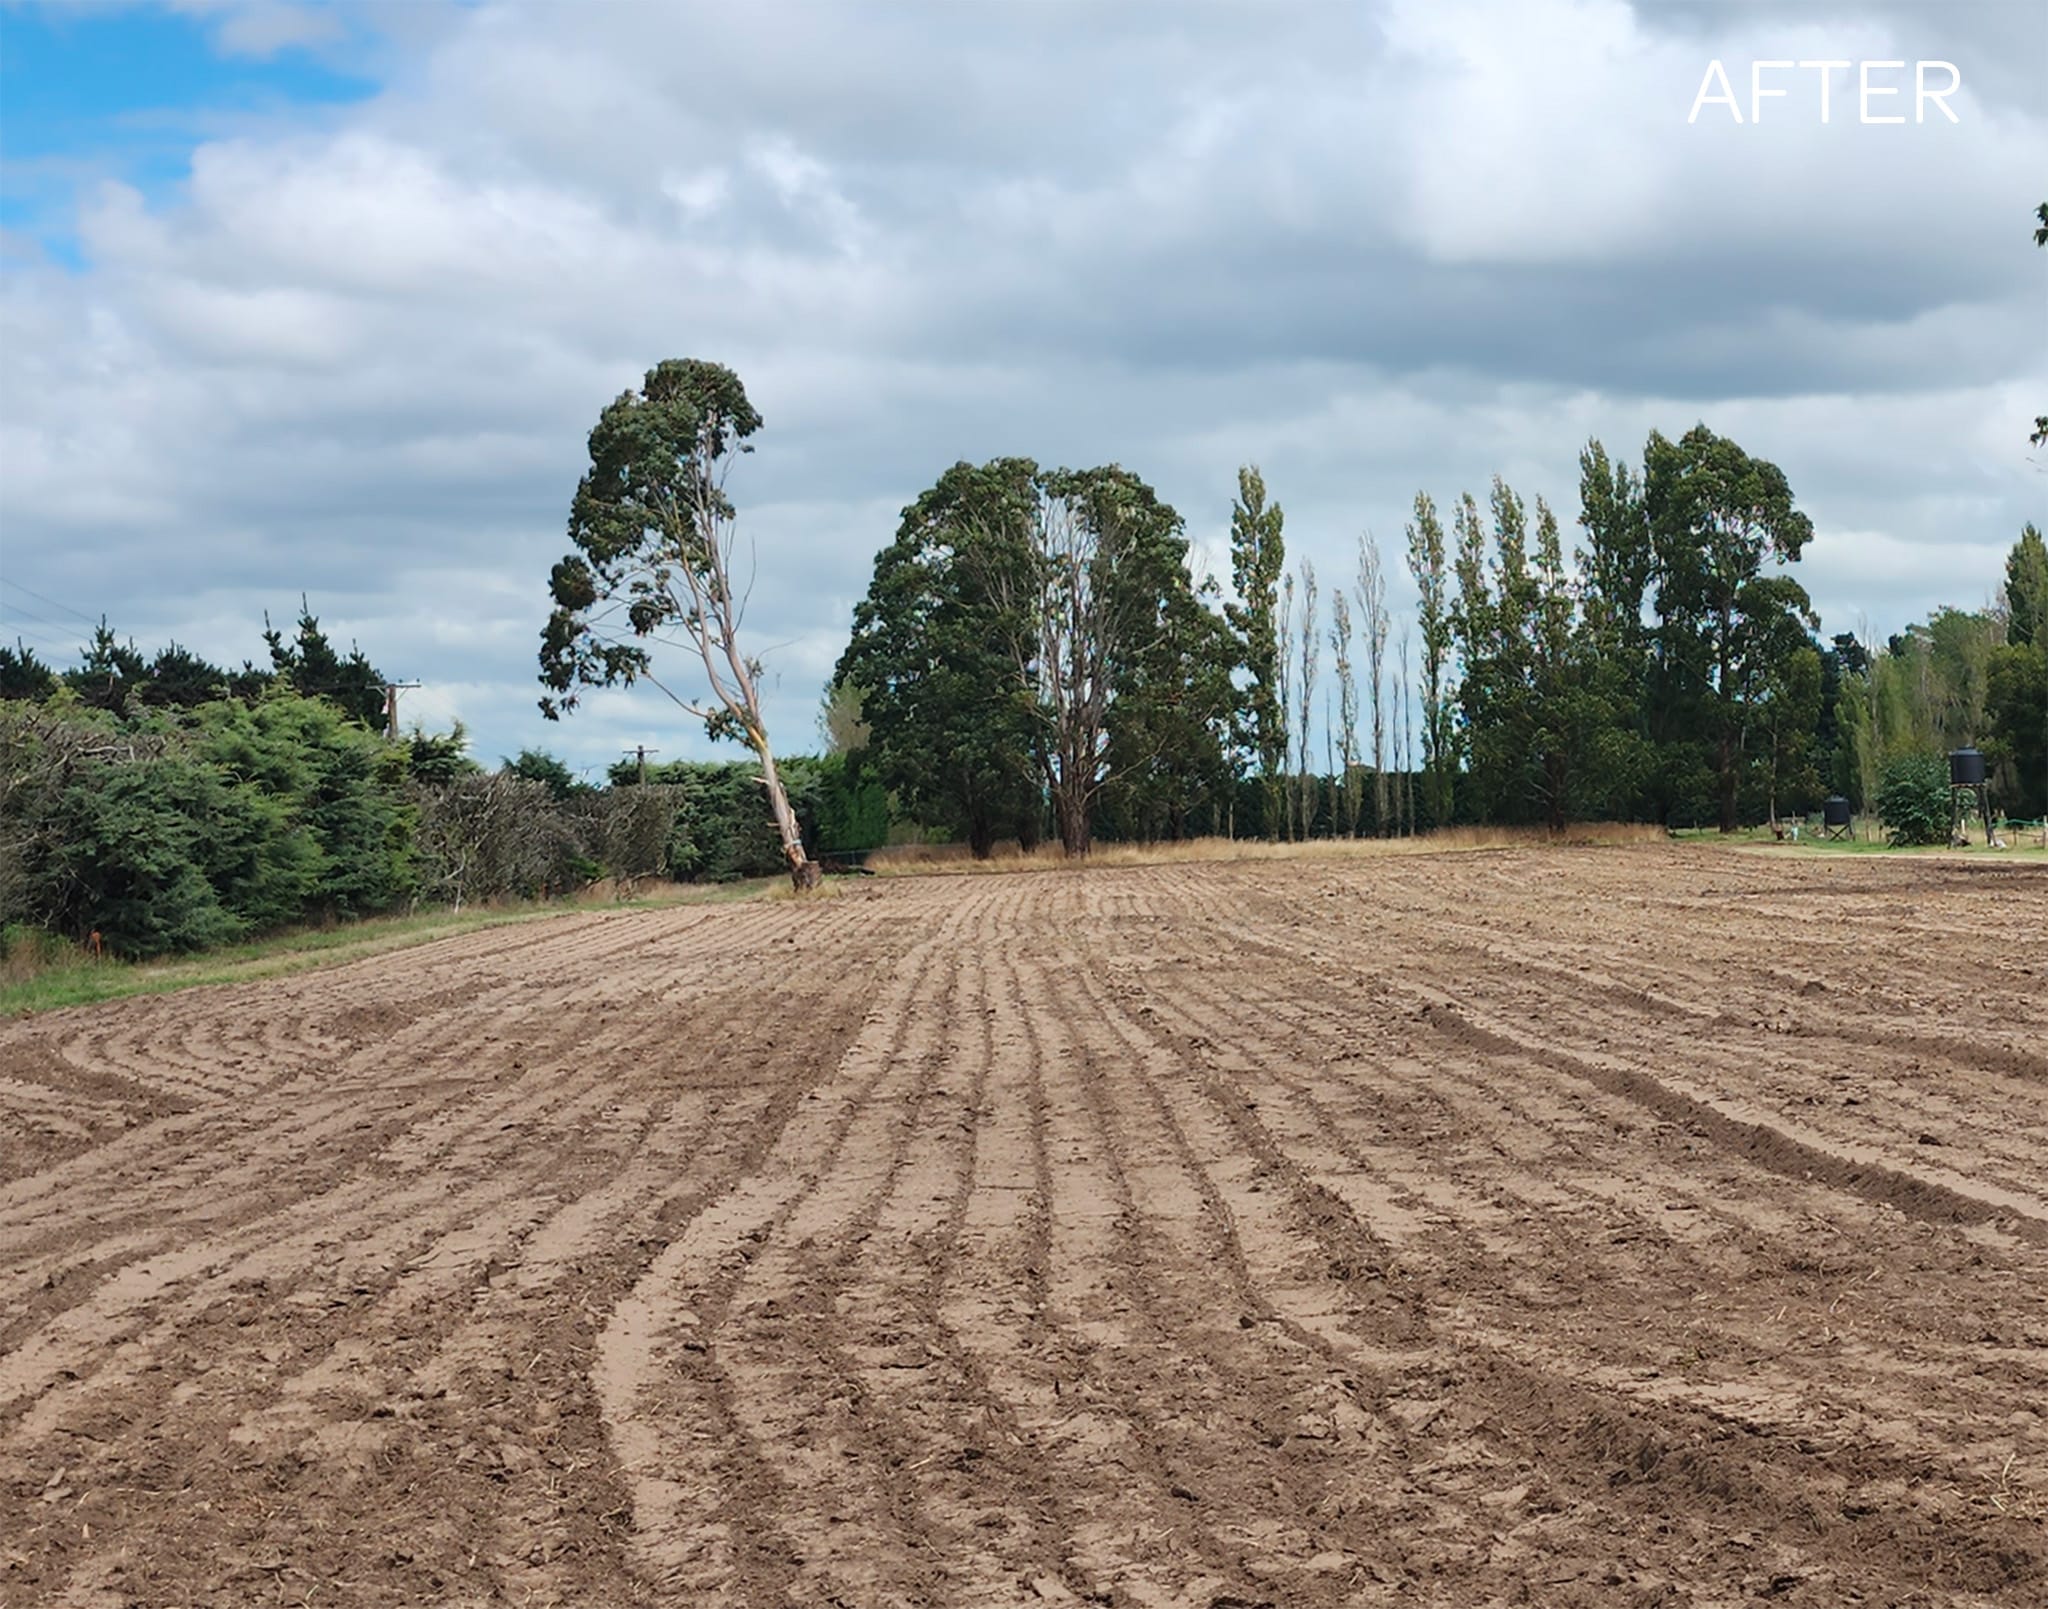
(1823, 795, 1851, 827)
(1949, 747, 1986, 786)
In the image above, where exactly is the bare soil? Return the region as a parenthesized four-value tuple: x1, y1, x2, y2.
(3, 847, 2045, 1608)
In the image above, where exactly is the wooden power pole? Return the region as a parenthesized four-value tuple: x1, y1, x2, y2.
(382, 681, 422, 741)
(624, 745, 660, 784)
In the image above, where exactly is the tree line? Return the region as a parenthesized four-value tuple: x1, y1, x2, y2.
(826, 429, 2044, 855)
(11, 190, 2040, 948)
(533, 354, 2041, 870)
(0, 605, 883, 957)
(546, 196, 2044, 877)
(8, 404, 2039, 962)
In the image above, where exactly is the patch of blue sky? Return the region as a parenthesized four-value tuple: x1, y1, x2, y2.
(0, 5, 379, 267)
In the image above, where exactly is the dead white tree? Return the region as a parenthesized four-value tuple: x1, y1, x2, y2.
(1295, 558, 1319, 839)
(1329, 587, 1359, 836)
(1356, 533, 1390, 836)
(1277, 570, 1296, 840)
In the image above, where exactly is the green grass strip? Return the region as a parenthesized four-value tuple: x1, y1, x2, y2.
(0, 880, 775, 1018)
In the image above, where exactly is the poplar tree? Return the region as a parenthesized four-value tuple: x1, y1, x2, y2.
(1576, 439, 1654, 817)
(1462, 478, 1536, 821)
(1397, 622, 1416, 833)
(1450, 491, 1492, 815)
(1225, 467, 1287, 837)
(1405, 493, 1456, 828)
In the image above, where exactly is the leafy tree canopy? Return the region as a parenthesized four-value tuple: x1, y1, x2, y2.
(540, 358, 763, 723)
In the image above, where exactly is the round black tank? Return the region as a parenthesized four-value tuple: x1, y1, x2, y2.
(1823, 796, 1851, 827)
(1949, 747, 1986, 787)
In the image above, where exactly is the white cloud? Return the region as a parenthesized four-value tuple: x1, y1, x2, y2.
(206, 0, 343, 59)
(662, 167, 731, 219)
(2, 0, 2042, 775)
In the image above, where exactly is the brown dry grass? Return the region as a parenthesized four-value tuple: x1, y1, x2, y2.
(866, 822, 1671, 876)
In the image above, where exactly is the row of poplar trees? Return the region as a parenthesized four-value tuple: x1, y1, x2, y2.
(835, 425, 2043, 855)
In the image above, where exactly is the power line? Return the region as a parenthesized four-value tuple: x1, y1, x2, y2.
(0, 618, 70, 651)
(0, 601, 89, 643)
(0, 580, 99, 629)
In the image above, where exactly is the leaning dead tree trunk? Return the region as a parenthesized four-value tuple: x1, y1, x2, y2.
(672, 461, 821, 892)
(754, 733, 818, 889)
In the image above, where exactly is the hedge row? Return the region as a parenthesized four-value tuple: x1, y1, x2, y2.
(1, 693, 888, 959)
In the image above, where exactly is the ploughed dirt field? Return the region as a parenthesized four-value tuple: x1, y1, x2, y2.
(4, 848, 2047, 1608)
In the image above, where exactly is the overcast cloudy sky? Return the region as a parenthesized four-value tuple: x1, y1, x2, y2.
(3, 0, 2044, 776)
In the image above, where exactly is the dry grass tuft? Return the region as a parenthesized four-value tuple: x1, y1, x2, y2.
(866, 823, 1669, 876)
(1985, 1454, 2045, 1521)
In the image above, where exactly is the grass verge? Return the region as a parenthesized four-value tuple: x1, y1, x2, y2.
(0, 879, 775, 1018)
(1671, 825, 2048, 861)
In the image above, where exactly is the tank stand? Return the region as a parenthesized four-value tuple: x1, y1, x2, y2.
(1949, 783, 1991, 847)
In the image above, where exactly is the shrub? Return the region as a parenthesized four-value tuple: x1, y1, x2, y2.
(197, 694, 417, 917)
(578, 784, 680, 884)
(646, 761, 793, 881)
(46, 759, 249, 956)
(411, 774, 581, 909)
(1, 921, 74, 978)
(1, 694, 427, 956)
(812, 751, 891, 854)
(1876, 753, 1951, 846)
